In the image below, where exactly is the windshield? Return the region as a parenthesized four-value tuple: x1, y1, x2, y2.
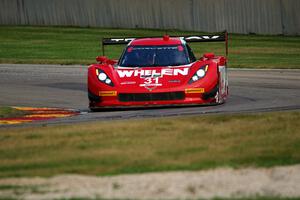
(118, 45, 191, 67)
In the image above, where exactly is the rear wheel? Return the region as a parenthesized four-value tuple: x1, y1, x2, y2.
(213, 85, 221, 104)
(215, 84, 225, 104)
(216, 64, 228, 104)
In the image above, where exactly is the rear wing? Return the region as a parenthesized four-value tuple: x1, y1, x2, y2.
(101, 31, 228, 56)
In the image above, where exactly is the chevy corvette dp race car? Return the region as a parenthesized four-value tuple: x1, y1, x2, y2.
(88, 32, 228, 110)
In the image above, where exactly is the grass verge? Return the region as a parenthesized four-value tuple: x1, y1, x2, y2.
(0, 107, 26, 118)
(1, 197, 300, 200)
(55, 198, 300, 200)
(0, 111, 299, 178)
(0, 197, 289, 200)
(0, 198, 298, 200)
(0, 26, 300, 68)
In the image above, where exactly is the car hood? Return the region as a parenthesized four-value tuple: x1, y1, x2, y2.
(111, 65, 192, 91)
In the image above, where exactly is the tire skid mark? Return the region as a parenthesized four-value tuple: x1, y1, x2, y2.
(0, 107, 79, 125)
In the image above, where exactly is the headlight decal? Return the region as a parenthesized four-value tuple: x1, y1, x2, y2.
(96, 69, 114, 87)
(188, 65, 209, 84)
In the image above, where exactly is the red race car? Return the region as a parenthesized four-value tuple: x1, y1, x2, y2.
(88, 32, 228, 110)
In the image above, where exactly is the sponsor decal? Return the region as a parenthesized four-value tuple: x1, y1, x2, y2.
(168, 80, 181, 83)
(110, 38, 135, 43)
(120, 81, 136, 85)
(182, 36, 220, 40)
(99, 91, 117, 96)
(185, 88, 205, 94)
(107, 35, 221, 44)
(117, 68, 189, 91)
(117, 68, 189, 78)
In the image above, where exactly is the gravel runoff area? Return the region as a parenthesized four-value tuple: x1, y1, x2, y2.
(0, 165, 300, 200)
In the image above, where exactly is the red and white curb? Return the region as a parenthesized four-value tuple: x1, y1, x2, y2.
(0, 107, 79, 125)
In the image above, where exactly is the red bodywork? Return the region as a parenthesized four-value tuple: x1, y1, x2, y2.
(88, 36, 228, 109)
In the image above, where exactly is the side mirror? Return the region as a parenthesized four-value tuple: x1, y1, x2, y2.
(203, 53, 215, 59)
(96, 56, 108, 63)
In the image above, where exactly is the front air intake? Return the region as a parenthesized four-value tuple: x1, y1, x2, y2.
(118, 92, 185, 102)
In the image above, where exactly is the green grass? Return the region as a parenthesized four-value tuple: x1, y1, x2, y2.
(0, 196, 300, 200)
(0, 111, 299, 178)
(213, 199, 300, 200)
(32, 198, 300, 200)
(215, 198, 300, 200)
(2, 198, 300, 200)
(0, 26, 299, 68)
(0, 107, 26, 118)
(53, 198, 300, 200)
(0, 185, 24, 190)
(1, 197, 300, 200)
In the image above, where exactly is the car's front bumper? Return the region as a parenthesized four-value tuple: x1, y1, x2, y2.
(88, 85, 219, 109)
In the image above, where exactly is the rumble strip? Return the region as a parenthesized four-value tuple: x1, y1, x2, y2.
(0, 107, 79, 125)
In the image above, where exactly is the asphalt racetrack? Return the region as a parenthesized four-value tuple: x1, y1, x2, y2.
(0, 64, 299, 125)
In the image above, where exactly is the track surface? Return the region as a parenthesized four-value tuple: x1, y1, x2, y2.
(0, 64, 299, 125)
